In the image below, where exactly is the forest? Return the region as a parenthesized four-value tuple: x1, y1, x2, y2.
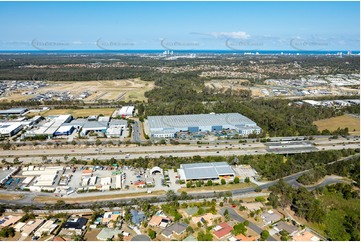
(297, 155, 360, 186)
(268, 180, 360, 241)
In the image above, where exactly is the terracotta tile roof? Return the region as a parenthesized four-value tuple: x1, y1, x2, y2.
(214, 222, 233, 239)
(148, 215, 163, 226)
(53, 236, 65, 241)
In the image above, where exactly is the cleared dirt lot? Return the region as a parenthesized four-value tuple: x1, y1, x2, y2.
(178, 182, 255, 193)
(1, 78, 154, 102)
(313, 114, 360, 135)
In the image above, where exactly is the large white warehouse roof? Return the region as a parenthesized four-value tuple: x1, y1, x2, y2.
(148, 113, 258, 129)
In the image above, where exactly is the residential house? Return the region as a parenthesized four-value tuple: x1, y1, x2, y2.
(161, 222, 188, 239)
(59, 217, 88, 237)
(274, 221, 298, 236)
(96, 228, 122, 241)
(192, 213, 219, 226)
(21, 219, 45, 237)
(130, 210, 146, 226)
(102, 212, 121, 228)
(213, 222, 233, 240)
(0, 215, 22, 227)
(293, 229, 320, 241)
(148, 215, 170, 228)
(261, 210, 282, 225)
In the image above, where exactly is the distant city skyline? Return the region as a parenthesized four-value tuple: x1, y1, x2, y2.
(0, 1, 359, 51)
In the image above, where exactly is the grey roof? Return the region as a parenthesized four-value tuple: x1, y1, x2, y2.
(261, 212, 282, 223)
(83, 121, 108, 129)
(162, 222, 188, 237)
(97, 228, 122, 240)
(148, 113, 257, 129)
(161, 229, 173, 237)
(109, 119, 128, 126)
(131, 235, 151, 241)
(274, 221, 298, 234)
(180, 162, 234, 180)
(183, 235, 196, 241)
(0, 108, 28, 115)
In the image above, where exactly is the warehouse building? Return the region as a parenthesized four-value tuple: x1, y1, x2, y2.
(106, 119, 128, 137)
(178, 162, 235, 181)
(26, 115, 72, 137)
(21, 166, 63, 188)
(117, 106, 135, 117)
(0, 122, 23, 137)
(54, 125, 75, 136)
(147, 113, 261, 138)
(0, 108, 28, 116)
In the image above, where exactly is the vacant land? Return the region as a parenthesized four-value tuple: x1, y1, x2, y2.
(178, 182, 255, 193)
(33, 190, 165, 204)
(0, 78, 154, 102)
(313, 114, 360, 135)
(0, 193, 23, 200)
(41, 108, 115, 117)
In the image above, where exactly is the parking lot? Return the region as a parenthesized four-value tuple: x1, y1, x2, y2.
(233, 165, 259, 181)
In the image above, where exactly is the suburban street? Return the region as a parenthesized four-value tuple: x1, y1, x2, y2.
(219, 207, 277, 241)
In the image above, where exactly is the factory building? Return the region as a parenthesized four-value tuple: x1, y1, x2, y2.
(117, 106, 135, 117)
(0, 108, 28, 116)
(147, 113, 261, 138)
(0, 122, 23, 137)
(54, 125, 75, 136)
(178, 162, 235, 181)
(25, 115, 72, 137)
(106, 119, 128, 137)
(21, 166, 63, 189)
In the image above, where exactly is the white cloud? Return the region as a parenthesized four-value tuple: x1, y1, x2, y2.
(209, 31, 250, 39)
(191, 31, 250, 39)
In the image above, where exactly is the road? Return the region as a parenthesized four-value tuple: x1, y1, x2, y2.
(0, 140, 358, 164)
(131, 121, 142, 143)
(219, 207, 276, 241)
(1, 155, 357, 207)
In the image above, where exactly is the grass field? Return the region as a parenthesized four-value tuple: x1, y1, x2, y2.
(313, 114, 360, 135)
(0, 193, 23, 200)
(41, 108, 115, 117)
(178, 182, 256, 193)
(33, 190, 165, 204)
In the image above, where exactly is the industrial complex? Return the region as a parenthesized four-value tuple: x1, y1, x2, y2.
(147, 113, 262, 138)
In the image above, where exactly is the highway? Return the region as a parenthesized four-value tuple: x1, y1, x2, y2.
(0, 136, 359, 164)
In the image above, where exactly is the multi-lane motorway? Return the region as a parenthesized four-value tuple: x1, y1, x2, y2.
(0, 136, 359, 163)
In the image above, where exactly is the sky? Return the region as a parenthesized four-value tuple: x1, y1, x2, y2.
(0, 1, 359, 51)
